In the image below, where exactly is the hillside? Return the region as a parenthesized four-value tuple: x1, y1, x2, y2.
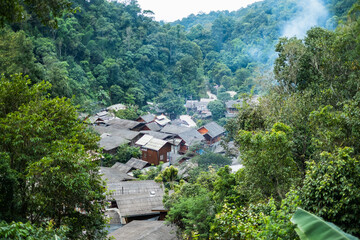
(0, 0, 355, 113)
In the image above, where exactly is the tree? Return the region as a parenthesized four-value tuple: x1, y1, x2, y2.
(0, 74, 107, 239)
(103, 144, 141, 167)
(157, 90, 185, 119)
(236, 123, 300, 201)
(208, 100, 226, 121)
(0, 0, 73, 28)
(192, 152, 232, 170)
(300, 147, 360, 237)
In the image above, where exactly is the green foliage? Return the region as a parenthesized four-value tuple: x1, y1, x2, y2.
(0, 74, 107, 239)
(192, 152, 232, 170)
(156, 91, 185, 119)
(165, 183, 215, 239)
(135, 163, 163, 180)
(102, 144, 141, 167)
(211, 190, 300, 239)
(0, 0, 73, 27)
(0, 221, 68, 240)
(236, 123, 300, 201)
(291, 208, 358, 240)
(155, 165, 179, 190)
(113, 105, 144, 120)
(300, 147, 360, 237)
(207, 100, 226, 121)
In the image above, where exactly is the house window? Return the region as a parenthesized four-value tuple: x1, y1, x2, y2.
(160, 155, 164, 160)
(144, 153, 147, 158)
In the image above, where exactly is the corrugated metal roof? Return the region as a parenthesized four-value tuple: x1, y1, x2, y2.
(126, 158, 149, 170)
(107, 180, 163, 198)
(139, 114, 155, 123)
(99, 135, 130, 151)
(107, 220, 179, 240)
(107, 119, 145, 130)
(135, 135, 154, 146)
(143, 138, 168, 151)
(99, 167, 135, 183)
(145, 122, 161, 131)
(94, 126, 142, 140)
(111, 162, 133, 173)
(161, 124, 191, 135)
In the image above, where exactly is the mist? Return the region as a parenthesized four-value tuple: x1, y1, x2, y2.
(282, 0, 328, 38)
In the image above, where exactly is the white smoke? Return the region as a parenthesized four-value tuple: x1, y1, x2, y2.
(282, 0, 328, 38)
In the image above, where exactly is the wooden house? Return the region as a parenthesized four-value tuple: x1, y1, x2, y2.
(177, 129, 204, 154)
(198, 122, 225, 144)
(136, 135, 171, 165)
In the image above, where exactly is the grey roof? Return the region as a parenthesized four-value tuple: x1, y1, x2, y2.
(145, 122, 161, 131)
(225, 100, 242, 109)
(99, 167, 135, 183)
(160, 124, 191, 135)
(107, 180, 163, 198)
(138, 114, 156, 123)
(126, 158, 150, 170)
(142, 138, 168, 151)
(202, 122, 225, 138)
(140, 130, 173, 140)
(112, 162, 133, 173)
(178, 128, 204, 146)
(108, 220, 178, 240)
(99, 135, 130, 151)
(115, 192, 164, 218)
(94, 126, 143, 141)
(107, 119, 145, 130)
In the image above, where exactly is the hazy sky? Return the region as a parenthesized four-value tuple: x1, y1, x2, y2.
(136, 0, 263, 22)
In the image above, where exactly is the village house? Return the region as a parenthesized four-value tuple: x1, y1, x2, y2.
(136, 113, 156, 123)
(107, 118, 146, 131)
(177, 129, 204, 154)
(185, 98, 214, 118)
(126, 157, 151, 170)
(198, 122, 225, 144)
(141, 121, 162, 131)
(106, 180, 165, 224)
(135, 135, 172, 165)
(225, 99, 242, 118)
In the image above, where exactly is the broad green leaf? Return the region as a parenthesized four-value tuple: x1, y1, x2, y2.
(291, 208, 358, 240)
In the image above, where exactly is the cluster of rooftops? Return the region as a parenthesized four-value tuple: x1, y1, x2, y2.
(83, 104, 229, 239)
(88, 104, 226, 166)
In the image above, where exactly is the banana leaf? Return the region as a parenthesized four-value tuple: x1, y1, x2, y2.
(291, 208, 358, 240)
